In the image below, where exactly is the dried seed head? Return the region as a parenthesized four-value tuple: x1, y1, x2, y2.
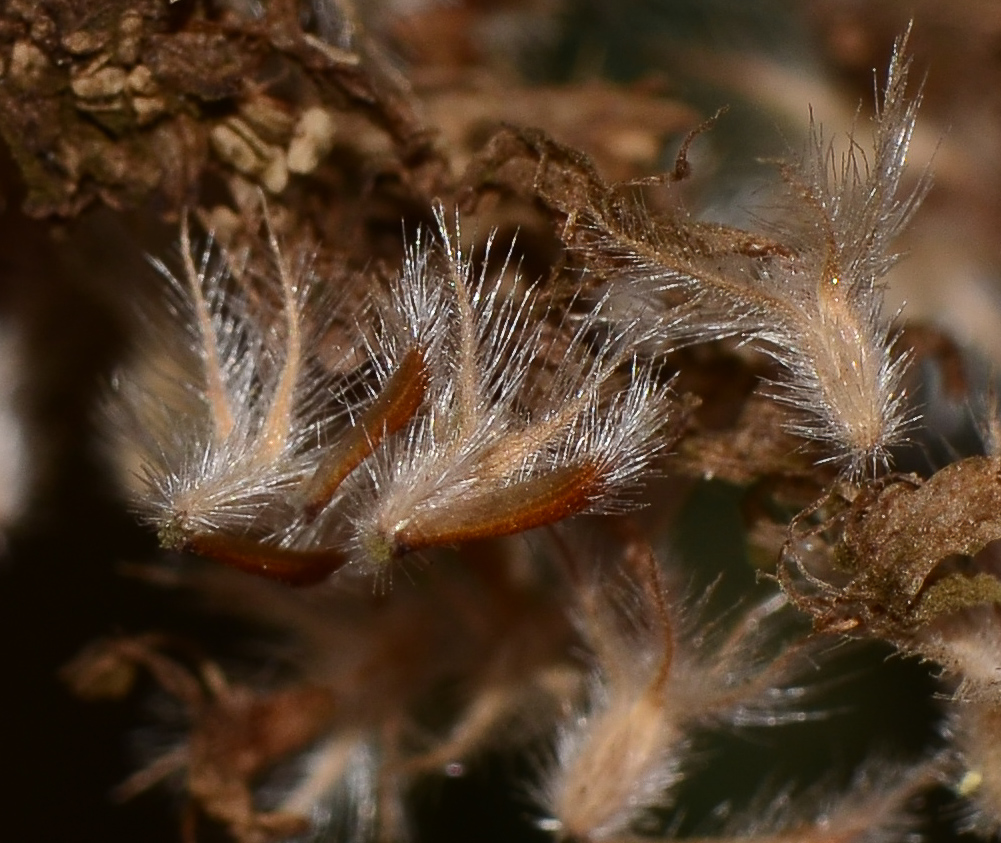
(581, 33, 925, 476)
(346, 206, 676, 570)
(110, 215, 348, 550)
(541, 551, 813, 841)
(547, 681, 688, 841)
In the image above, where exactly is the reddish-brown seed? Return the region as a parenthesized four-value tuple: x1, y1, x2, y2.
(300, 346, 428, 521)
(186, 532, 347, 586)
(394, 461, 602, 555)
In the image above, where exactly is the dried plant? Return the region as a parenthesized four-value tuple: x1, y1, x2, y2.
(554, 35, 925, 477)
(7, 3, 1001, 843)
(539, 542, 815, 843)
(111, 203, 678, 589)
